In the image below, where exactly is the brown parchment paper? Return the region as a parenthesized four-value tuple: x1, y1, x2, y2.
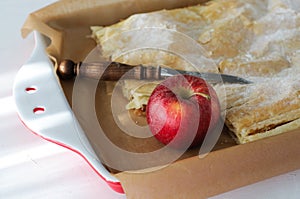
(22, 0, 300, 198)
(116, 129, 300, 198)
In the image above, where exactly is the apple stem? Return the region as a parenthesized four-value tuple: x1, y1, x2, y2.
(189, 92, 211, 100)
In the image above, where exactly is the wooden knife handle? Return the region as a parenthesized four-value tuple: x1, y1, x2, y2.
(57, 59, 162, 81)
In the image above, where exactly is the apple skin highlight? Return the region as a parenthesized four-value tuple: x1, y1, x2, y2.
(146, 74, 221, 149)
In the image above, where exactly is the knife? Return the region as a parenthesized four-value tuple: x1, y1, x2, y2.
(57, 59, 251, 84)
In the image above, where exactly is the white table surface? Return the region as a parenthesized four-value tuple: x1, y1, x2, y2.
(0, 1, 299, 198)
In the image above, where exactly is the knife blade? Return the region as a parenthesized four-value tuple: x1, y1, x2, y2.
(58, 59, 252, 84)
(160, 67, 252, 84)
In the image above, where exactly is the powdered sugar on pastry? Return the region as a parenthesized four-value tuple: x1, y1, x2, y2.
(91, 0, 300, 144)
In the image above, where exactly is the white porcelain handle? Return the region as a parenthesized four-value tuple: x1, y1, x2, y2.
(13, 31, 121, 191)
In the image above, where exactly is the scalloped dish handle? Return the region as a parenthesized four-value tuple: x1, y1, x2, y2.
(13, 31, 124, 193)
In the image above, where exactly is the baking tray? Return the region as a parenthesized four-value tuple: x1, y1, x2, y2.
(14, 0, 300, 197)
(13, 30, 300, 198)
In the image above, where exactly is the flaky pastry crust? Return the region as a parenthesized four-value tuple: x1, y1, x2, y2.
(92, 0, 300, 143)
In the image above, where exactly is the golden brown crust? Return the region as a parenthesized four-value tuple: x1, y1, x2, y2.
(223, 71, 300, 143)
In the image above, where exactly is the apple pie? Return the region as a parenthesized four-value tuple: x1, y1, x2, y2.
(91, 0, 300, 143)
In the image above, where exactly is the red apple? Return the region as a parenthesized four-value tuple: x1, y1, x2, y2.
(146, 74, 220, 149)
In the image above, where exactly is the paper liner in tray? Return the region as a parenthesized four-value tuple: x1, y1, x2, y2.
(21, 0, 300, 198)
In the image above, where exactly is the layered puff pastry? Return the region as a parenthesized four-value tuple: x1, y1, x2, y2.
(91, 0, 300, 144)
